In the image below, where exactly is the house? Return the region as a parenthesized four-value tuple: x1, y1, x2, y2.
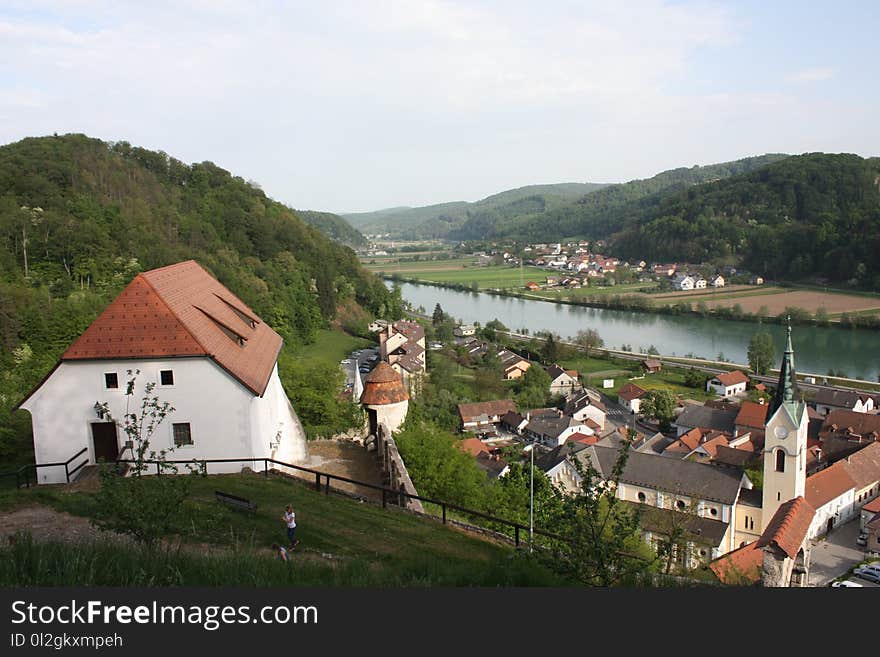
(457, 400, 517, 433)
(361, 362, 410, 436)
(709, 275, 725, 288)
(750, 275, 765, 285)
(525, 282, 540, 291)
(839, 442, 880, 509)
(693, 277, 707, 289)
(475, 452, 510, 479)
(497, 349, 531, 380)
(804, 460, 856, 538)
(818, 410, 880, 459)
(559, 445, 754, 565)
(546, 364, 581, 395)
(618, 383, 648, 414)
(674, 405, 737, 437)
(641, 359, 662, 374)
(811, 389, 876, 416)
(735, 401, 768, 437)
(563, 390, 606, 430)
(17, 260, 308, 484)
(453, 324, 476, 338)
(706, 370, 749, 397)
(861, 497, 880, 531)
(456, 438, 491, 457)
(378, 320, 426, 396)
(866, 513, 880, 555)
(672, 274, 695, 291)
(523, 411, 590, 447)
(500, 411, 528, 434)
(368, 319, 389, 333)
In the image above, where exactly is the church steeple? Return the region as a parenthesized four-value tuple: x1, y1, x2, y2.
(768, 320, 798, 418)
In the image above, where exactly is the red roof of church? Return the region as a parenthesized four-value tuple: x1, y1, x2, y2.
(61, 260, 282, 396)
(709, 541, 762, 585)
(756, 496, 815, 559)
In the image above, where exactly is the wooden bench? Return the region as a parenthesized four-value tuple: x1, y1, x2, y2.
(215, 490, 257, 512)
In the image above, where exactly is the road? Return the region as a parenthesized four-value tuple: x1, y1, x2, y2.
(340, 346, 380, 399)
(809, 518, 879, 587)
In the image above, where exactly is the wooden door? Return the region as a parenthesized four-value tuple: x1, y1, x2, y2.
(91, 422, 119, 462)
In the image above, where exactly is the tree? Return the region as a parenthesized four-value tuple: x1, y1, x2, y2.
(432, 303, 445, 327)
(541, 332, 560, 364)
(574, 328, 604, 359)
(747, 332, 775, 375)
(91, 370, 196, 547)
(515, 365, 552, 409)
(639, 389, 677, 432)
(547, 430, 656, 585)
(684, 368, 706, 388)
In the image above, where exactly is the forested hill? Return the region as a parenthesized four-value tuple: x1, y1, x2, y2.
(343, 182, 607, 239)
(296, 209, 367, 247)
(449, 153, 790, 241)
(611, 153, 880, 287)
(0, 134, 403, 462)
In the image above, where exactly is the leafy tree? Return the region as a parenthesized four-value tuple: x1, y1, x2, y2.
(514, 365, 552, 409)
(541, 332, 560, 364)
(684, 368, 707, 389)
(639, 389, 677, 431)
(432, 303, 445, 327)
(747, 332, 775, 375)
(574, 328, 604, 359)
(91, 371, 196, 547)
(547, 432, 656, 586)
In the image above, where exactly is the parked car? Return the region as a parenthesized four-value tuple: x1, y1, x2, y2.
(853, 567, 880, 584)
(831, 580, 863, 587)
(857, 533, 867, 547)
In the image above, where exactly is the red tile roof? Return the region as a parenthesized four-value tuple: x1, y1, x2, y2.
(839, 442, 880, 489)
(714, 370, 750, 387)
(805, 462, 857, 509)
(62, 260, 281, 396)
(618, 383, 648, 402)
(361, 362, 409, 405)
(709, 541, 762, 585)
(567, 432, 599, 446)
(458, 400, 517, 423)
(735, 401, 768, 430)
(864, 497, 880, 515)
(756, 496, 815, 559)
(457, 438, 491, 457)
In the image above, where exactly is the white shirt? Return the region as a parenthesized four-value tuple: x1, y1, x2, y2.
(284, 510, 296, 528)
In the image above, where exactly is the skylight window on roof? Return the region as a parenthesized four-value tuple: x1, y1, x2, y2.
(213, 293, 258, 330)
(195, 306, 248, 347)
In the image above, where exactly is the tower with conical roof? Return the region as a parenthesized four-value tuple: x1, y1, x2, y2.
(761, 322, 808, 531)
(361, 361, 409, 435)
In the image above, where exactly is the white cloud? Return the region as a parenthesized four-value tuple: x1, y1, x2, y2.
(787, 67, 835, 83)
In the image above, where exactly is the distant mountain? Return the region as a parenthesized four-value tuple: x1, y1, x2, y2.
(449, 154, 791, 241)
(343, 182, 607, 239)
(296, 210, 367, 247)
(609, 153, 880, 286)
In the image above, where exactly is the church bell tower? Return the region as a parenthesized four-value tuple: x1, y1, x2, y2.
(761, 323, 808, 531)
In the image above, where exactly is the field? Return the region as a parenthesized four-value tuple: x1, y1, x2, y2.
(296, 328, 372, 369)
(365, 258, 548, 290)
(648, 285, 880, 318)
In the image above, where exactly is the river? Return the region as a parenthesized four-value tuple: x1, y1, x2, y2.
(393, 282, 880, 381)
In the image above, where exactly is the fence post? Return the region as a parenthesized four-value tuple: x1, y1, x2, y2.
(442, 504, 447, 525)
(515, 526, 520, 547)
(156, 462, 161, 477)
(65, 463, 70, 484)
(315, 472, 321, 492)
(264, 459, 269, 477)
(324, 475, 330, 495)
(381, 488, 387, 509)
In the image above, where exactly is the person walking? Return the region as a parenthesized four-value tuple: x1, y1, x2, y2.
(282, 504, 298, 549)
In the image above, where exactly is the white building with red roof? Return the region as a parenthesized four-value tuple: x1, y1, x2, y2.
(19, 260, 309, 484)
(706, 370, 749, 397)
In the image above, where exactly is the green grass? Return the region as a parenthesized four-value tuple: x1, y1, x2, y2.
(372, 263, 548, 290)
(296, 328, 372, 369)
(0, 472, 568, 586)
(531, 283, 654, 300)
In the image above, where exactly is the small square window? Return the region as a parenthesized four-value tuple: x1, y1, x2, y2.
(104, 372, 118, 389)
(160, 370, 174, 386)
(172, 423, 192, 447)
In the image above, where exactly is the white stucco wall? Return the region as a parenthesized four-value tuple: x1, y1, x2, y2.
(21, 358, 307, 484)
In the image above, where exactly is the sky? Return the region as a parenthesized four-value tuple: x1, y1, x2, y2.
(0, 0, 877, 213)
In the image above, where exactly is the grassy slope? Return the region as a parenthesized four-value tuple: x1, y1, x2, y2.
(0, 472, 566, 586)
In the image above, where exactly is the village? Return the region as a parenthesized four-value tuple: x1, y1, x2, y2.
(12, 259, 880, 588)
(347, 302, 880, 586)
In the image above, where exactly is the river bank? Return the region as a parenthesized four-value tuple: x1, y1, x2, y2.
(383, 275, 880, 330)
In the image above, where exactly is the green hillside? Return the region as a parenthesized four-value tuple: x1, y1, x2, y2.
(611, 153, 880, 287)
(0, 134, 403, 467)
(296, 209, 368, 247)
(343, 182, 606, 239)
(450, 154, 790, 241)
(0, 472, 565, 586)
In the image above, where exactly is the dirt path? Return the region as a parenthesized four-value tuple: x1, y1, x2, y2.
(0, 505, 125, 546)
(285, 439, 384, 502)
